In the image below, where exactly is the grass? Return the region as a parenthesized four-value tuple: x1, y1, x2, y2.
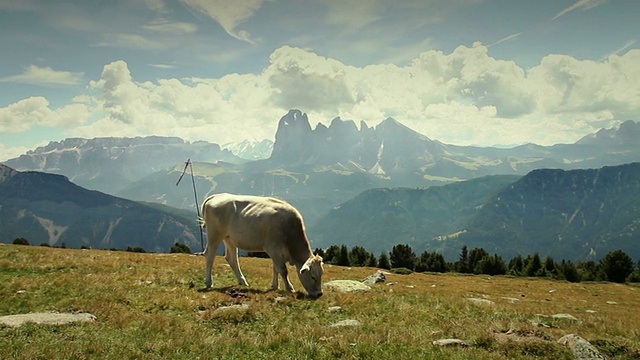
(1, 244, 640, 359)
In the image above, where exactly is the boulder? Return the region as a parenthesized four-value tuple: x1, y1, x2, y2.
(362, 270, 387, 286)
(558, 334, 605, 360)
(0, 312, 96, 328)
(324, 280, 371, 293)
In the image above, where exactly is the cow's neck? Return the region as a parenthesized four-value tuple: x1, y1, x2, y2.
(289, 239, 313, 267)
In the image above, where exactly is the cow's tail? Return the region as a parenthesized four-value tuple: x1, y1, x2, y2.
(199, 197, 208, 229)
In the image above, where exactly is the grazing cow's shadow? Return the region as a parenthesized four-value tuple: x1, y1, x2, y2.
(196, 285, 318, 300)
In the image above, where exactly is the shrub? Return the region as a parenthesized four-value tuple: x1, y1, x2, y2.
(170, 242, 191, 254)
(12, 238, 29, 246)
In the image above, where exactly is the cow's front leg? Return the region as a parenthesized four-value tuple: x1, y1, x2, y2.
(273, 260, 295, 292)
(271, 264, 280, 290)
(224, 243, 249, 286)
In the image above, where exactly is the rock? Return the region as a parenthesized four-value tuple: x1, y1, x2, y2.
(558, 334, 606, 360)
(0, 312, 96, 328)
(330, 319, 361, 327)
(214, 304, 250, 313)
(606, 301, 618, 305)
(324, 280, 371, 293)
(432, 338, 468, 347)
(362, 270, 387, 286)
(466, 298, 495, 306)
(327, 306, 342, 312)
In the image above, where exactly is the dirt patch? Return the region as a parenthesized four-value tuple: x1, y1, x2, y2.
(0, 312, 96, 328)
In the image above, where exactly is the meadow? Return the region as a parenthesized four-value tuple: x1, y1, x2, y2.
(1, 244, 640, 359)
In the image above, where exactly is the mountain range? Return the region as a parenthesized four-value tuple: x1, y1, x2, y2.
(2, 109, 639, 259)
(311, 162, 640, 261)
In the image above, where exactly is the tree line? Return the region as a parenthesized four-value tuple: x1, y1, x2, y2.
(313, 244, 640, 284)
(12, 237, 639, 284)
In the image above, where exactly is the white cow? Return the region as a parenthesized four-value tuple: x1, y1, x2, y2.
(199, 193, 324, 298)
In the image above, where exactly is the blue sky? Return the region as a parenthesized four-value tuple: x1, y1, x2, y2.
(0, 0, 639, 161)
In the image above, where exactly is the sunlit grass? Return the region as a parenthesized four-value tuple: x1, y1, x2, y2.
(1, 244, 639, 359)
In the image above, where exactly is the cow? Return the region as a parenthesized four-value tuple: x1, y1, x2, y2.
(199, 193, 324, 298)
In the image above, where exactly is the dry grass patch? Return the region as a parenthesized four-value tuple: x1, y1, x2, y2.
(1, 244, 640, 359)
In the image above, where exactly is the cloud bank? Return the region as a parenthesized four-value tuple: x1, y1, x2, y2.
(2, 44, 638, 149)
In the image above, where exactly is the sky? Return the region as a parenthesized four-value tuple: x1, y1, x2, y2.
(0, 0, 639, 161)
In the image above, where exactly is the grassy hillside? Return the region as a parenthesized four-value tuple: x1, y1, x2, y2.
(2, 244, 639, 359)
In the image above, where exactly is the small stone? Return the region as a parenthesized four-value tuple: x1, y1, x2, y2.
(16, 290, 26, 294)
(362, 270, 387, 286)
(330, 319, 361, 327)
(606, 301, 618, 305)
(327, 306, 342, 312)
(432, 339, 468, 347)
(466, 297, 495, 306)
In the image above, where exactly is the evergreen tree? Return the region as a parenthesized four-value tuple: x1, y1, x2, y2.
(13, 238, 30, 246)
(337, 245, 350, 266)
(558, 260, 580, 283)
(378, 252, 391, 270)
(600, 250, 635, 283)
(468, 248, 489, 274)
(349, 246, 371, 267)
(366, 253, 378, 268)
(577, 260, 599, 281)
(170, 242, 191, 254)
(323, 245, 341, 264)
(390, 244, 417, 270)
(477, 254, 507, 276)
(524, 253, 542, 277)
(455, 246, 471, 273)
(544, 256, 558, 278)
(508, 255, 524, 276)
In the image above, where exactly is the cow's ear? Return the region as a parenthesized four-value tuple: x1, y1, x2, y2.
(300, 260, 311, 274)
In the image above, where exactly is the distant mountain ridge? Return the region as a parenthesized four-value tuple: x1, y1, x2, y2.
(0, 164, 201, 251)
(5, 136, 242, 194)
(310, 162, 640, 261)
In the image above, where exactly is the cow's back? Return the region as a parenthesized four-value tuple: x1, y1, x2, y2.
(202, 194, 309, 258)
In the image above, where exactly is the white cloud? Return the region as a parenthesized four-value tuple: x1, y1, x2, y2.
(0, 65, 84, 86)
(143, 19, 197, 34)
(94, 33, 166, 50)
(0, 96, 91, 133)
(8, 45, 637, 148)
(552, 0, 607, 20)
(180, 0, 263, 44)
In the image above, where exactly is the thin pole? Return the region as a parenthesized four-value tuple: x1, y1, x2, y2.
(176, 158, 205, 252)
(189, 160, 205, 252)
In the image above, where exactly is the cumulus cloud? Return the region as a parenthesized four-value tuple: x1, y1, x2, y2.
(180, 0, 263, 44)
(0, 96, 91, 133)
(0, 65, 84, 86)
(5, 45, 638, 148)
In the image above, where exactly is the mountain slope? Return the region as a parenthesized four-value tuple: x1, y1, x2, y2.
(447, 162, 640, 261)
(308, 175, 520, 254)
(0, 164, 201, 252)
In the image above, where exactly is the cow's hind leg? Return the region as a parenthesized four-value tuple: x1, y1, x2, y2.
(224, 242, 249, 286)
(204, 236, 221, 289)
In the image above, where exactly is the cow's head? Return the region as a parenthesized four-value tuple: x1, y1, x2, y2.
(298, 255, 324, 298)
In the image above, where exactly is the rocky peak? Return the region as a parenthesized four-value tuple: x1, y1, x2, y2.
(270, 109, 314, 163)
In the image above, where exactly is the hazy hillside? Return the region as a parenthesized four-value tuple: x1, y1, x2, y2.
(447, 162, 640, 261)
(0, 164, 201, 252)
(311, 162, 640, 262)
(309, 175, 520, 254)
